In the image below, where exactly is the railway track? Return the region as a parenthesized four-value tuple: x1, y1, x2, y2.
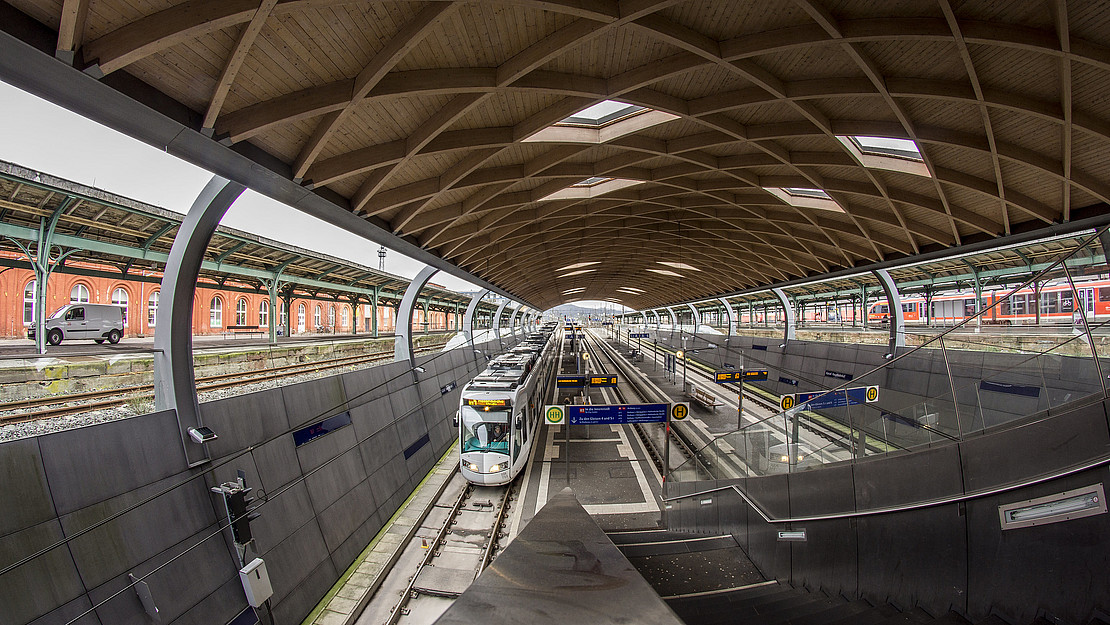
(0, 340, 448, 425)
(386, 476, 515, 625)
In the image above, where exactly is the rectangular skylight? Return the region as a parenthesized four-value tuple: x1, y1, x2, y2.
(560, 100, 646, 126)
(561, 269, 596, 277)
(647, 268, 683, 277)
(617, 287, 644, 293)
(563, 287, 586, 294)
(851, 136, 922, 161)
(559, 261, 600, 271)
(572, 177, 613, 187)
(658, 261, 700, 272)
(784, 187, 831, 199)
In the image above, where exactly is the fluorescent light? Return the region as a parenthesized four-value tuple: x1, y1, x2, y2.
(658, 261, 700, 271)
(558, 261, 600, 271)
(647, 268, 683, 277)
(777, 530, 807, 541)
(999, 484, 1106, 530)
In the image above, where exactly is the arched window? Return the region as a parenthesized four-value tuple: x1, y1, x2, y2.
(23, 281, 35, 325)
(259, 300, 269, 326)
(314, 305, 322, 328)
(341, 307, 349, 329)
(70, 283, 90, 303)
(148, 291, 159, 327)
(210, 296, 223, 328)
(328, 305, 335, 329)
(280, 302, 287, 326)
(235, 298, 247, 326)
(297, 303, 305, 332)
(112, 287, 129, 325)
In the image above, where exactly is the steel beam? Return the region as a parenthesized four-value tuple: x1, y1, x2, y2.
(463, 289, 489, 344)
(154, 176, 245, 468)
(873, 269, 906, 352)
(771, 287, 795, 344)
(395, 265, 437, 368)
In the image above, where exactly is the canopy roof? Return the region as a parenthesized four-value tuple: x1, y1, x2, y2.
(4, 1, 1110, 310)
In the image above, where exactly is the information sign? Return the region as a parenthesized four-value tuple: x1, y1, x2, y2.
(544, 405, 565, 424)
(589, 375, 618, 387)
(671, 402, 690, 421)
(743, 369, 769, 381)
(556, 375, 587, 388)
(780, 386, 879, 411)
(714, 370, 743, 383)
(629, 332, 650, 338)
(566, 403, 671, 425)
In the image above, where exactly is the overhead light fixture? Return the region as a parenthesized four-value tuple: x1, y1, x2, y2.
(561, 269, 596, 277)
(188, 427, 218, 444)
(412, 366, 426, 373)
(646, 268, 683, 277)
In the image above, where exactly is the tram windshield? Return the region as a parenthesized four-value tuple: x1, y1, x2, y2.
(460, 406, 510, 453)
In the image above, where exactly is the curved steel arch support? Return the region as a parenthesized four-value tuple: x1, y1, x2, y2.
(665, 307, 677, 327)
(395, 265, 438, 367)
(719, 297, 737, 336)
(463, 289, 490, 344)
(154, 176, 246, 467)
(492, 300, 509, 349)
(508, 305, 521, 337)
(687, 303, 701, 333)
(653, 310, 661, 329)
(771, 288, 796, 345)
(873, 269, 906, 353)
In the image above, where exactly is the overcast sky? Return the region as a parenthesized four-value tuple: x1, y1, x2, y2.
(0, 79, 630, 312)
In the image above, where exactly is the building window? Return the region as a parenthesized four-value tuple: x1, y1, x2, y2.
(148, 291, 159, 327)
(297, 303, 305, 332)
(23, 281, 35, 325)
(112, 287, 129, 325)
(70, 283, 90, 303)
(259, 300, 269, 327)
(341, 307, 349, 329)
(280, 302, 287, 327)
(314, 305, 322, 329)
(236, 298, 247, 326)
(328, 305, 336, 329)
(210, 297, 223, 328)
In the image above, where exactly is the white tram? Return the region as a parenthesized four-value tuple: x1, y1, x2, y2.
(458, 326, 557, 485)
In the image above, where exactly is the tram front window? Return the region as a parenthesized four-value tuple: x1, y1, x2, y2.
(461, 407, 509, 453)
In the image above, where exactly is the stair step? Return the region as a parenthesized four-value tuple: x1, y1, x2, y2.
(607, 529, 718, 544)
(927, 611, 972, 625)
(774, 599, 881, 625)
(617, 534, 738, 557)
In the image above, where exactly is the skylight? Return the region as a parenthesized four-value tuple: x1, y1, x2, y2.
(784, 187, 831, 199)
(572, 177, 613, 187)
(657, 261, 700, 272)
(851, 136, 922, 161)
(563, 287, 586, 294)
(647, 268, 683, 277)
(559, 261, 600, 271)
(559, 100, 646, 127)
(617, 287, 644, 293)
(561, 269, 596, 277)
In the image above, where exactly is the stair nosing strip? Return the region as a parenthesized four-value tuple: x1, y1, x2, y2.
(661, 579, 778, 600)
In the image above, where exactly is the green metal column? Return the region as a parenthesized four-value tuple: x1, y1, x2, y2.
(6, 197, 74, 354)
(371, 287, 379, 338)
(267, 279, 279, 344)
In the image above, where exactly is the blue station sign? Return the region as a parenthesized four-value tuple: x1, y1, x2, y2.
(629, 332, 650, 338)
(779, 386, 879, 411)
(567, 403, 670, 425)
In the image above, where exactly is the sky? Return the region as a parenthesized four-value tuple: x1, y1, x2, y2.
(0, 79, 631, 312)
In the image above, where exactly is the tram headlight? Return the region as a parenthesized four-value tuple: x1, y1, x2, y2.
(466, 462, 480, 472)
(489, 463, 503, 473)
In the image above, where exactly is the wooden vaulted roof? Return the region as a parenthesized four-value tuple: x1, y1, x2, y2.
(4, 0, 1110, 311)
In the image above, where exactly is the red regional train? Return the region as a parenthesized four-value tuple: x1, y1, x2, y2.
(867, 280, 1109, 325)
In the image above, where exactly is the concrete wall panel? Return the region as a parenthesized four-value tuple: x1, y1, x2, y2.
(271, 559, 338, 625)
(789, 518, 857, 597)
(369, 454, 409, 508)
(0, 520, 86, 625)
(170, 576, 253, 625)
(348, 395, 394, 441)
(294, 419, 359, 475)
(249, 436, 301, 493)
(26, 595, 101, 625)
(252, 480, 316, 555)
(261, 521, 331, 606)
(280, 376, 348, 429)
(38, 410, 186, 515)
(0, 437, 55, 535)
(359, 426, 402, 476)
(340, 366, 389, 406)
(201, 388, 289, 459)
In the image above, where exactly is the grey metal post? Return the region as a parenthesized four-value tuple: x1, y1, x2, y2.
(492, 300, 509, 350)
(154, 176, 245, 467)
(463, 290, 488, 344)
(873, 268, 906, 353)
(395, 265, 438, 367)
(508, 306, 520, 338)
(771, 287, 796, 344)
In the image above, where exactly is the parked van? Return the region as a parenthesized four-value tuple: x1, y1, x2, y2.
(28, 303, 125, 346)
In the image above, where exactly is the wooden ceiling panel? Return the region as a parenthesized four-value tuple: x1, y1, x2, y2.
(5, 0, 1108, 310)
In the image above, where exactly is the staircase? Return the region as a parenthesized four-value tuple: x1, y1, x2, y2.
(609, 530, 1110, 625)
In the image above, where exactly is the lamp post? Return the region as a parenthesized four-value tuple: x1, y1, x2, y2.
(676, 349, 686, 390)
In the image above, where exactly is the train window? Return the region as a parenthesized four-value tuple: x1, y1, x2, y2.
(1100, 287, 1110, 302)
(1061, 292, 1074, 313)
(460, 406, 509, 454)
(964, 299, 976, 317)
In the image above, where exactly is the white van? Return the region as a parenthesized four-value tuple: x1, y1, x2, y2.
(28, 303, 125, 346)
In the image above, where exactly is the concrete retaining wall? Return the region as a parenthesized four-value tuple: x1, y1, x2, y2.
(0, 335, 518, 625)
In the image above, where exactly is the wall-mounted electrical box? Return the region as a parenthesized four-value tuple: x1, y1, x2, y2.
(239, 558, 273, 608)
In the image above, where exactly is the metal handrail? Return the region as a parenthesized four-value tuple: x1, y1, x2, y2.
(662, 452, 1110, 524)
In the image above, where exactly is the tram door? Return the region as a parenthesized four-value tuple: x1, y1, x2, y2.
(1078, 288, 1096, 316)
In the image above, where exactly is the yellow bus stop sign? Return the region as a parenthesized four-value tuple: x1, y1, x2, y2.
(780, 395, 796, 411)
(671, 402, 689, 421)
(545, 405, 565, 424)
